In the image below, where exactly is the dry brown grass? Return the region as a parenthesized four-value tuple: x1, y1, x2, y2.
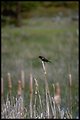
(1, 69, 73, 119)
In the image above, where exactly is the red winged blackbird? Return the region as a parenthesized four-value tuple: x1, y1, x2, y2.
(39, 56, 51, 63)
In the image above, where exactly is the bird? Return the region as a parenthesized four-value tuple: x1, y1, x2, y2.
(39, 56, 51, 63)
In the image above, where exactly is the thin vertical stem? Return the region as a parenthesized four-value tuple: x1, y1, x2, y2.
(41, 61, 49, 118)
(21, 70, 25, 102)
(1, 77, 3, 97)
(7, 73, 12, 102)
(30, 73, 33, 118)
(1, 77, 4, 104)
(41, 61, 55, 118)
(34, 78, 42, 111)
(17, 80, 22, 96)
(21, 70, 25, 90)
(68, 73, 72, 116)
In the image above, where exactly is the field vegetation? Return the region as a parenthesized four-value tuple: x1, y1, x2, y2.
(1, 1, 79, 119)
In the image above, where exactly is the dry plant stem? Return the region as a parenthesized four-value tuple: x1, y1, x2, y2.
(54, 82, 61, 105)
(68, 73, 72, 116)
(1, 77, 4, 104)
(34, 78, 43, 118)
(17, 80, 22, 96)
(21, 70, 25, 101)
(41, 61, 50, 118)
(8, 73, 12, 95)
(33, 98, 36, 118)
(17, 80, 24, 117)
(7, 73, 12, 102)
(41, 61, 54, 118)
(54, 83, 61, 118)
(34, 79, 42, 110)
(34, 78, 42, 110)
(30, 73, 33, 118)
(33, 78, 38, 118)
(52, 84, 55, 96)
(52, 97, 56, 118)
(1, 77, 3, 97)
(42, 61, 54, 117)
(34, 84, 37, 118)
(48, 89, 54, 117)
(66, 109, 72, 119)
(21, 70, 25, 89)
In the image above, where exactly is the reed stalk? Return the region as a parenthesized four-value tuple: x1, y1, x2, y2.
(30, 73, 33, 118)
(7, 73, 12, 103)
(52, 82, 61, 118)
(17, 80, 22, 96)
(1, 71, 75, 119)
(1, 77, 4, 105)
(34, 78, 42, 111)
(41, 61, 50, 118)
(1, 77, 4, 97)
(33, 78, 43, 118)
(21, 70, 25, 90)
(68, 73, 72, 117)
(54, 82, 61, 105)
(7, 73, 12, 95)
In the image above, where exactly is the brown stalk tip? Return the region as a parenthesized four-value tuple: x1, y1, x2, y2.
(69, 74, 72, 86)
(21, 70, 25, 89)
(17, 80, 22, 96)
(55, 82, 61, 95)
(54, 82, 61, 105)
(7, 73, 12, 89)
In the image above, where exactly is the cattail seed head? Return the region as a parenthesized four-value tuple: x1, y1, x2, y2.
(8, 73, 12, 89)
(21, 70, 25, 89)
(69, 73, 72, 86)
(54, 82, 61, 105)
(17, 80, 22, 96)
(55, 82, 61, 95)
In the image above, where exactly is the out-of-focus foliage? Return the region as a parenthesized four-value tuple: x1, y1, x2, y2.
(1, 1, 78, 12)
(39, 1, 78, 8)
(1, 1, 39, 12)
(1, 1, 78, 26)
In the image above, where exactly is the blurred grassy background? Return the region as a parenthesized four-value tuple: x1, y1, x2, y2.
(1, 2, 79, 118)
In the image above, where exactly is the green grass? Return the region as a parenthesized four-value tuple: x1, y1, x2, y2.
(1, 10, 79, 118)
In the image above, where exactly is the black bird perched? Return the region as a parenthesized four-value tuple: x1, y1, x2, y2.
(39, 56, 51, 63)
